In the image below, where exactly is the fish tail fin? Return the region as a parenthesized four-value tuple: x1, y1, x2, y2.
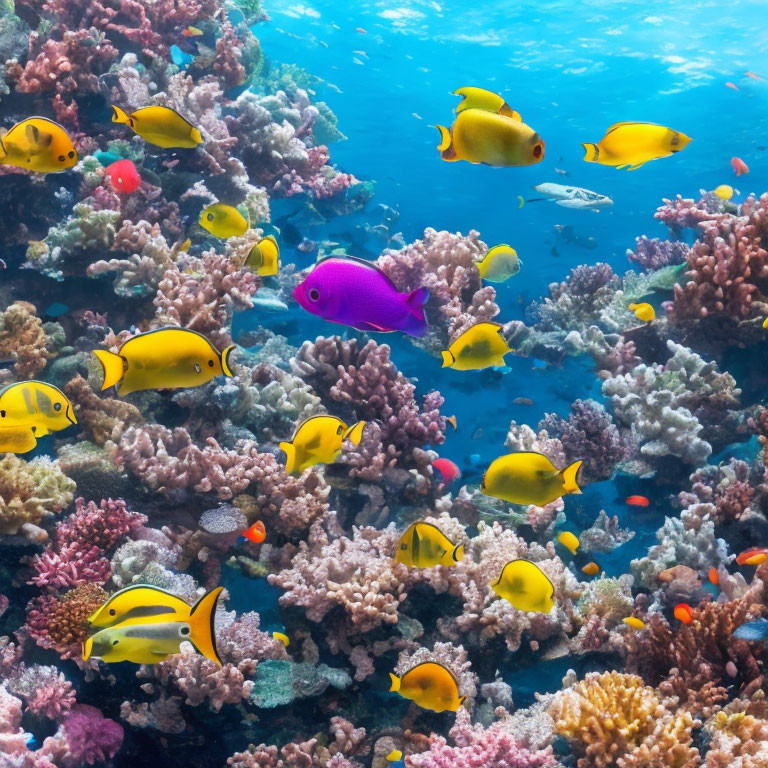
(476, 257, 488, 277)
(82, 636, 93, 661)
(0, 131, 7, 162)
(562, 460, 583, 495)
(93, 350, 125, 391)
(458, 695, 467, 708)
(407, 286, 430, 311)
(111, 105, 129, 124)
(221, 345, 236, 377)
(436, 125, 457, 161)
(189, 586, 223, 665)
(191, 127, 203, 144)
(441, 351, 455, 368)
(453, 543, 465, 562)
(279, 441, 296, 474)
(343, 420, 366, 446)
(400, 287, 429, 337)
(582, 142, 599, 162)
(389, 673, 401, 692)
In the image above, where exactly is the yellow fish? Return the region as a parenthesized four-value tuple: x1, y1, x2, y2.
(386, 751, 403, 762)
(280, 415, 366, 475)
(389, 662, 465, 713)
(623, 617, 646, 630)
(436, 109, 545, 167)
(245, 235, 280, 276)
(476, 244, 521, 283)
(556, 531, 580, 555)
(183, 25, 203, 36)
(714, 184, 734, 201)
(199, 204, 249, 239)
(0, 424, 38, 454)
(0, 381, 77, 436)
(628, 302, 655, 322)
(395, 521, 465, 568)
(94, 327, 234, 396)
(111, 105, 203, 149)
(87, 584, 202, 630)
(581, 562, 600, 576)
(481, 451, 582, 506)
(452, 86, 521, 120)
(441, 322, 512, 371)
(763, 317, 768, 330)
(491, 559, 555, 613)
(0, 117, 77, 173)
(582, 122, 692, 171)
(272, 631, 290, 647)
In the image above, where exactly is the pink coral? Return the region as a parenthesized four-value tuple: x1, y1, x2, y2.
(61, 704, 124, 765)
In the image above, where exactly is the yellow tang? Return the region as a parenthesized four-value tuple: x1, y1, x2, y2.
(88, 584, 201, 630)
(441, 322, 512, 371)
(199, 204, 249, 239)
(452, 86, 521, 120)
(279, 415, 366, 475)
(395, 521, 465, 568)
(476, 244, 521, 283)
(582, 121, 692, 171)
(556, 531, 580, 555)
(623, 617, 646, 630)
(0, 381, 77, 436)
(389, 661, 465, 713)
(245, 235, 280, 276)
(386, 750, 403, 762)
(628, 302, 655, 322)
(94, 327, 235, 396)
(112, 105, 203, 149)
(481, 451, 583, 506)
(0, 425, 38, 454)
(272, 631, 290, 647)
(0, 117, 78, 173)
(491, 558, 555, 613)
(436, 109, 545, 167)
(714, 184, 734, 201)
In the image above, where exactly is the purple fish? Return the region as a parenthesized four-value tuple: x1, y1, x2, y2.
(293, 256, 429, 336)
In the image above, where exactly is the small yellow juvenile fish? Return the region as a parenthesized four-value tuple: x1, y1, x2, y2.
(199, 204, 249, 238)
(94, 327, 234, 396)
(395, 521, 464, 568)
(623, 617, 646, 630)
(441, 322, 512, 371)
(581, 562, 600, 576)
(452, 86, 521, 120)
(182, 25, 203, 36)
(714, 184, 734, 201)
(557, 531, 580, 555)
(244, 235, 280, 276)
(763, 317, 768, 330)
(88, 585, 201, 630)
(491, 559, 555, 613)
(628, 302, 655, 322)
(582, 122, 691, 171)
(279, 415, 366, 475)
(386, 750, 403, 762)
(482, 451, 582, 506)
(0, 117, 78, 173)
(111, 105, 203, 149)
(436, 109, 545, 167)
(476, 244, 522, 282)
(272, 631, 290, 647)
(389, 662, 465, 713)
(0, 425, 38, 454)
(0, 381, 77, 436)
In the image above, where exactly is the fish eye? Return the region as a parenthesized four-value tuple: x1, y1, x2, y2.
(112, 640, 119, 645)
(180, 626, 190, 636)
(207, 213, 214, 221)
(58, 155, 65, 162)
(208, 359, 214, 367)
(54, 402, 62, 411)
(68, 151, 75, 158)
(0, 410, 4, 418)
(309, 288, 320, 301)
(400, 543, 407, 550)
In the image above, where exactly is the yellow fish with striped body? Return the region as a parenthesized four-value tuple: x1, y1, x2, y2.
(0, 381, 77, 436)
(0, 117, 77, 173)
(279, 415, 366, 475)
(395, 521, 464, 568)
(628, 302, 655, 322)
(476, 244, 521, 282)
(88, 584, 202, 630)
(441, 322, 511, 371)
(582, 122, 691, 171)
(94, 327, 234, 396)
(245, 235, 280, 276)
(491, 559, 555, 613)
(200, 204, 249, 238)
(436, 109, 544, 167)
(111, 105, 203, 149)
(389, 662, 465, 713)
(452, 86, 520, 120)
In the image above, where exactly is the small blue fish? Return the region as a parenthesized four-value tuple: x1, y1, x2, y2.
(733, 619, 768, 641)
(43, 302, 69, 318)
(171, 45, 193, 68)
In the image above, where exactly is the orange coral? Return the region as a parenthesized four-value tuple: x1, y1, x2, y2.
(0, 301, 55, 377)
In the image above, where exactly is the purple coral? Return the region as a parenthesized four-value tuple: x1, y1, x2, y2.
(627, 236, 690, 271)
(61, 704, 124, 765)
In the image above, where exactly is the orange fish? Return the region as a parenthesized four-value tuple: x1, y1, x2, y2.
(242, 521, 266, 544)
(182, 26, 203, 37)
(736, 547, 768, 566)
(626, 495, 649, 507)
(581, 562, 600, 576)
(725, 81, 740, 91)
(746, 71, 765, 81)
(674, 603, 693, 624)
(732, 157, 749, 176)
(708, 567, 719, 586)
(446, 415, 458, 430)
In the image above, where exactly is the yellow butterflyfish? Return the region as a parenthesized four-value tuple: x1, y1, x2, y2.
(476, 244, 522, 283)
(386, 750, 403, 762)
(0, 117, 77, 173)
(441, 322, 512, 371)
(389, 662, 465, 713)
(0, 381, 76, 437)
(279, 415, 366, 475)
(111, 105, 203, 149)
(199, 204, 249, 239)
(272, 631, 290, 647)
(491, 559, 555, 613)
(628, 302, 655, 322)
(245, 235, 280, 276)
(394, 521, 464, 568)
(452, 86, 521, 120)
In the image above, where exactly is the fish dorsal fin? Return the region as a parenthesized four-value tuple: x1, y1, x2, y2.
(291, 413, 343, 441)
(313, 255, 403, 293)
(405, 660, 459, 686)
(604, 121, 660, 136)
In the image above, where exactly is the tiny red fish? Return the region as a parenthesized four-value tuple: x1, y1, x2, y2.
(736, 547, 768, 566)
(242, 520, 266, 544)
(708, 567, 719, 586)
(746, 71, 765, 81)
(432, 458, 460, 486)
(674, 603, 693, 624)
(106, 159, 141, 194)
(355, 27, 367, 34)
(725, 81, 740, 91)
(626, 495, 649, 507)
(732, 157, 749, 176)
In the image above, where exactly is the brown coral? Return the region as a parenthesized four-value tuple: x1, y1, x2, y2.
(0, 301, 55, 377)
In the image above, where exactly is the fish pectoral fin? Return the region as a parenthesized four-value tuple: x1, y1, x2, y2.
(353, 321, 390, 332)
(626, 163, 644, 171)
